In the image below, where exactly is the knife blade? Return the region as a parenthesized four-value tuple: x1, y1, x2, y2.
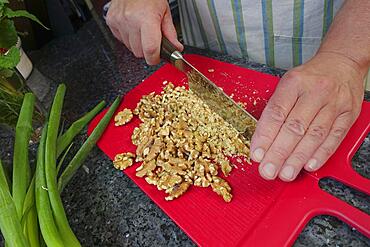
(160, 37, 257, 142)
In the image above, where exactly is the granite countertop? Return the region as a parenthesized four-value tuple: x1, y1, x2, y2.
(1, 19, 369, 246)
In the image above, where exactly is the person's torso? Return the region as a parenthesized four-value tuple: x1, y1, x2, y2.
(178, 0, 345, 69)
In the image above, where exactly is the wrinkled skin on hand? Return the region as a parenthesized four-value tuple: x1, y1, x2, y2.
(106, 0, 183, 65)
(251, 52, 365, 182)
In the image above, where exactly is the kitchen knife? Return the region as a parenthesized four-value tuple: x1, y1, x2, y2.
(160, 37, 257, 142)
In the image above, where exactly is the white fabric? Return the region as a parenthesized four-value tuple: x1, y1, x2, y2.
(178, 0, 345, 69)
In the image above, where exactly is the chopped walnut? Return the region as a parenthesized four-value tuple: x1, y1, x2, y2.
(211, 176, 232, 202)
(165, 182, 191, 201)
(113, 152, 135, 170)
(114, 108, 133, 126)
(136, 160, 156, 177)
(157, 173, 182, 190)
(217, 157, 232, 176)
(112, 83, 251, 202)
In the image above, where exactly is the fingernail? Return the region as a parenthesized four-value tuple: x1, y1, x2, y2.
(280, 166, 295, 180)
(253, 148, 265, 162)
(307, 159, 318, 171)
(262, 163, 277, 179)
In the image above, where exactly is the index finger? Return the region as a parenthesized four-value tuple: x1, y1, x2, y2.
(141, 20, 162, 65)
(250, 74, 300, 162)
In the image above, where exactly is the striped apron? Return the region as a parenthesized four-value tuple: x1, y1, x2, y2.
(178, 0, 369, 89)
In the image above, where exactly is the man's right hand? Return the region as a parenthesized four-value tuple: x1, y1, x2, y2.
(106, 0, 183, 65)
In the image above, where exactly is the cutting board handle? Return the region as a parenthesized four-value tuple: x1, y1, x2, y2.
(326, 167, 370, 196)
(311, 102, 370, 237)
(316, 101, 370, 194)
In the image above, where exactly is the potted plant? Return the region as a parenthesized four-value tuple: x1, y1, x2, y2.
(0, 0, 47, 128)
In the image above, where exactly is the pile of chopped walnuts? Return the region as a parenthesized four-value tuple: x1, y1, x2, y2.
(113, 83, 251, 202)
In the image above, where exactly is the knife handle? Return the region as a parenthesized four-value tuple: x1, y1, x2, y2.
(161, 36, 183, 65)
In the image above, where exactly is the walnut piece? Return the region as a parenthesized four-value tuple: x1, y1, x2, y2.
(211, 176, 232, 202)
(165, 182, 191, 201)
(136, 160, 156, 177)
(113, 152, 135, 170)
(114, 108, 133, 126)
(113, 83, 251, 202)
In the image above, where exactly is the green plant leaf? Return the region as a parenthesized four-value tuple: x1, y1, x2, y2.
(0, 85, 23, 128)
(0, 0, 9, 11)
(0, 68, 14, 78)
(0, 19, 17, 49)
(4, 8, 49, 29)
(0, 46, 20, 69)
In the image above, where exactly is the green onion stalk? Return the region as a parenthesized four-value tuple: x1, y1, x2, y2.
(12, 93, 35, 218)
(44, 84, 81, 246)
(35, 124, 64, 247)
(56, 100, 105, 157)
(0, 84, 114, 247)
(22, 176, 39, 247)
(58, 96, 121, 191)
(21, 98, 106, 246)
(0, 158, 29, 247)
(56, 143, 74, 174)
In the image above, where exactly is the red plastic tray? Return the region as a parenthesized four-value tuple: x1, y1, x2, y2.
(88, 55, 370, 246)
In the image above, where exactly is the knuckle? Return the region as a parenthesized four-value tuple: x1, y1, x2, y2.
(270, 146, 289, 160)
(123, 9, 135, 19)
(290, 151, 309, 163)
(306, 125, 328, 141)
(282, 118, 306, 137)
(254, 129, 274, 142)
(266, 103, 286, 123)
(318, 145, 334, 157)
(331, 126, 347, 138)
(337, 111, 352, 122)
(143, 44, 158, 56)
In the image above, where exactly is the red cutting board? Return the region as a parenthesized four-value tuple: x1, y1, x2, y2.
(88, 55, 370, 247)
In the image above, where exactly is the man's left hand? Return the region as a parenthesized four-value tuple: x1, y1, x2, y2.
(250, 52, 365, 181)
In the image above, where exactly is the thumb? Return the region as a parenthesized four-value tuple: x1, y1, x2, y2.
(161, 7, 184, 51)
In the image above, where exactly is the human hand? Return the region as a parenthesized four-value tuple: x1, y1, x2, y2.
(251, 52, 365, 181)
(106, 0, 183, 65)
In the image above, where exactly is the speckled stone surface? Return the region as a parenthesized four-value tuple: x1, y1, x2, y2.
(0, 19, 369, 246)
